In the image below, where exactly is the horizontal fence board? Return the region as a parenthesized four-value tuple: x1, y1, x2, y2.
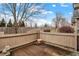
(0, 31, 78, 52)
(0, 33, 38, 51)
(40, 32, 76, 51)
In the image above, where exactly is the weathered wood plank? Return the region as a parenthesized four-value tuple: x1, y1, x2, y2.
(11, 43, 71, 56)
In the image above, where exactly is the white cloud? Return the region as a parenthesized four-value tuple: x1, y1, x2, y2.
(17, 3, 20, 6)
(60, 3, 68, 7)
(27, 17, 51, 27)
(69, 12, 73, 15)
(35, 19, 51, 27)
(40, 9, 53, 15)
(52, 4, 56, 7)
(42, 11, 53, 15)
(28, 6, 37, 13)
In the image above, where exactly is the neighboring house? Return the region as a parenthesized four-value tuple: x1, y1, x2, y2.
(72, 3, 79, 32)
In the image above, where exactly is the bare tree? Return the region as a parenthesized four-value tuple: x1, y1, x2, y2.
(1, 3, 44, 33)
(52, 12, 66, 29)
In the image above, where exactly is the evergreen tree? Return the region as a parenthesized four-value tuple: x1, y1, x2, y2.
(44, 23, 48, 27)
(18, 20, 25, 27)
(35, 23, 37, 28)
(21, 20, 25, 27)
(0, 21, 1, 27)
(0, 18, 6, 27)
(7, 19, 13, 27)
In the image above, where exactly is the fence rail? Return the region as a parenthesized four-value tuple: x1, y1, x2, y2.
(0, 31, 78, 52)
(0, 32, 38, 51)
(40, 32, 76, 51)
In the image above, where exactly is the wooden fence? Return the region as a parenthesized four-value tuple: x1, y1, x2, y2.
(0, 31, 79, 52)
(0, 32, 38, 51)
(40, 32, 77, 51)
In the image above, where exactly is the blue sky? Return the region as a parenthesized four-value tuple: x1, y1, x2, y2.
(43, 3, 73, 22)
(0, 3, 73, 26)
(32, 3, 73, 26)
